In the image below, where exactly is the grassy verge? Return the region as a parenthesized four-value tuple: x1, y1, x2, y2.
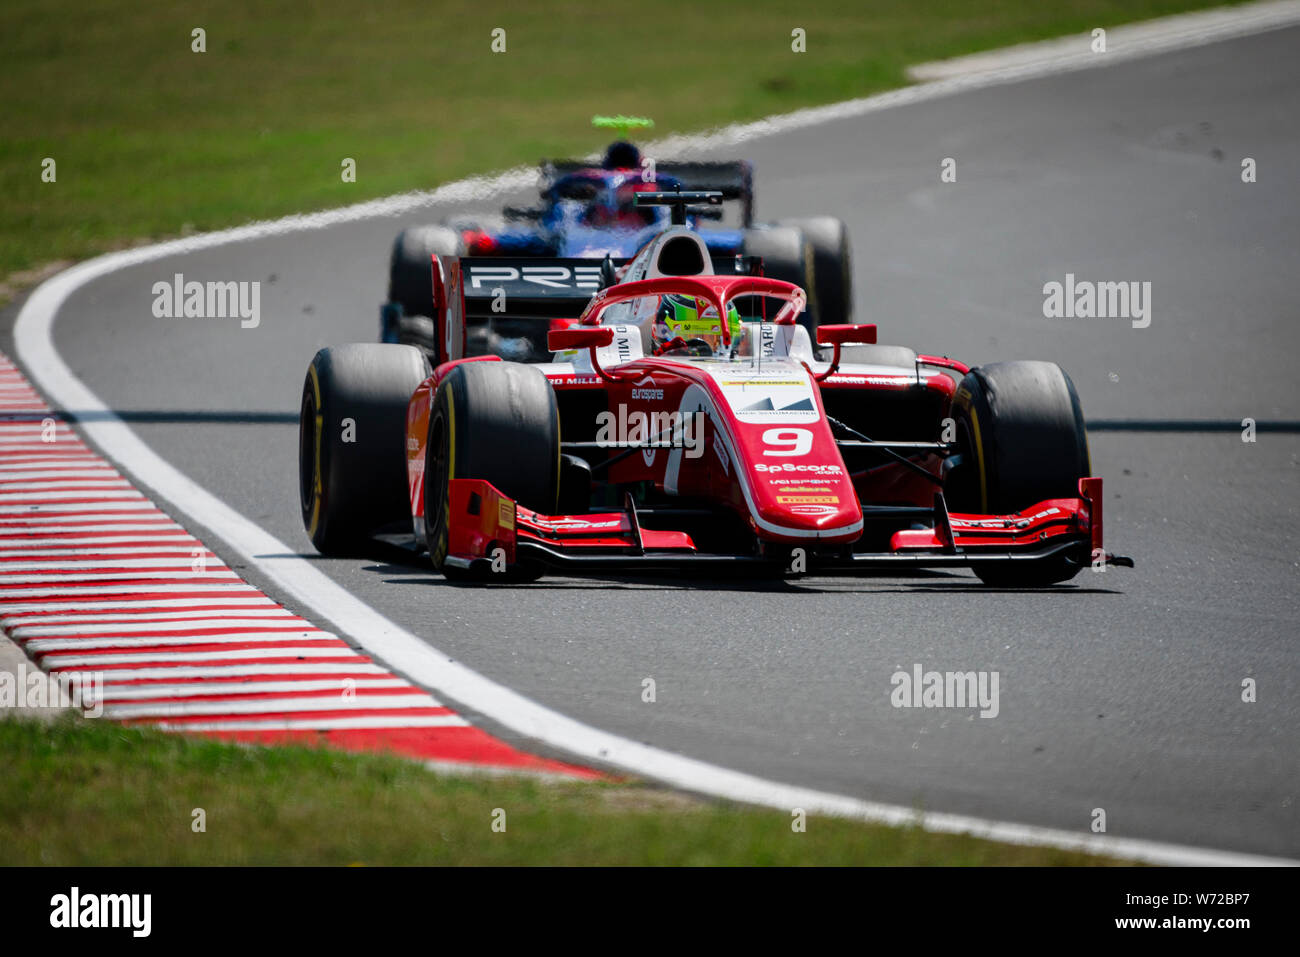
(0, 716, 1128, 865)
(0, 0, 1241, 282)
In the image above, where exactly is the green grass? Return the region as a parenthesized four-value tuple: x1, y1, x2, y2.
(0, 0, 1242, 281)
(0, 716, 1128, 865)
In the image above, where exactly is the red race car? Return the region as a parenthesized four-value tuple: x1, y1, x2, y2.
(299, 193, 1131, 586)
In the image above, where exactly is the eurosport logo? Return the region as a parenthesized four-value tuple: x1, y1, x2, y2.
(465, 264, 604, 291)
(1042, 273, 1151, 328)
(891, 663, 1000, 719)
(151, 272, 260, 328)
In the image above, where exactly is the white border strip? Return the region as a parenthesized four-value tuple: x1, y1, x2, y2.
(15, 3, 1300, 867)
(907, 0, 1300, 81)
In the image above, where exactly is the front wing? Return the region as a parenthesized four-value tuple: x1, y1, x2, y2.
(439, 477, 1132, 577)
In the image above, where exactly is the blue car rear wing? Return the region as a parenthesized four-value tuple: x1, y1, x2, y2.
(540, 159, 754, 226)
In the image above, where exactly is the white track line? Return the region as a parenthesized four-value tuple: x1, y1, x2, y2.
(14, 3, 1300, 867)
(40, 648, 364, 667)
(907, 0, 1300, 81)
(105, 694, 445, 720)
(13, 617, 305, 634)
(153, 715, 470, 732)
(0, 597, 281, 614)
(5, 613, 296, 626)
(0, 584, 259, 598)
(100, 679, 411, 701)
(23, 634, 339, 652)
(82, 664, 394, 680)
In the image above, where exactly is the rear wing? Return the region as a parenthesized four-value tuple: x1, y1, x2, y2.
(456, 254, 762, 320)
(539, 159, 755, 226)
(425, 253, 771, 365)
(459, 258, 605, 320)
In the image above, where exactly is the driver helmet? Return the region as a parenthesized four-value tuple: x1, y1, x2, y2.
(652, 294, 743, 356)
(602, 140, 641, 170)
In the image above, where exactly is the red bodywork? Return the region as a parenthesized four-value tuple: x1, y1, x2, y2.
(405, 274, 1120, 577)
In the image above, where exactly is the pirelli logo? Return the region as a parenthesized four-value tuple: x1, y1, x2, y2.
(466, 264, 604, 291)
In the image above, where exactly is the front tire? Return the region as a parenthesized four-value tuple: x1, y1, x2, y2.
(299, 344, 430, 555)
(423, 362, 560, 580)
(948, 360, 1091, 586)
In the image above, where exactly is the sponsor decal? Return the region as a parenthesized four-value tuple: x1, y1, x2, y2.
(583, 325, 636, 366)
(755, 462, 844, 475)
(776, 495, 839, 505)
(466, 264, 604, 291)
(951, 506, 1062, 530)
(529, 517, 624, 531)
(554, 375, 604, 386)
(498, 499, 515, 531)
(827, 375, 914, 386)
(712, 430, 730, 476)
(789, 504, 837, 516)
(714, 371, 818, 422)
(612, 325, 634, 364)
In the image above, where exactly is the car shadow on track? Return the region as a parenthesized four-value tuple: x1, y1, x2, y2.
(264, 541, 1124, 595)
(355, 557, 1124, 596)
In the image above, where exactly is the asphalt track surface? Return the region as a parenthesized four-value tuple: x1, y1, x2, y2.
(8, 27, 1298, 857)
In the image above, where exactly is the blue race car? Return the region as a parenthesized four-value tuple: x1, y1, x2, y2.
(383, 117, 852, 351)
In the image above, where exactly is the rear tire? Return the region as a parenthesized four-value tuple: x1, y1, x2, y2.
(779, 216, 853, 326)
(387, 225, 461, 319)
(299, 344, 430, 555)
(423, 362, 560, 580)
(948, 360, 1091, 586)
(743, 226, 817, 334)
(396, 314, 438, 355)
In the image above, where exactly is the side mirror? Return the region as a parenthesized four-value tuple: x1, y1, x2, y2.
(687, 205, 724, 221)
(814, 324, 877, 381)
(548, 326, 614, 352)
(549, 326, 617, 383)
(816, 324, 877, 346)
(503, 206, 544, 221)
